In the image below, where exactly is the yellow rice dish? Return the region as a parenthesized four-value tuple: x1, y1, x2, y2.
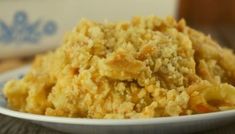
(3, 16, 235, 119)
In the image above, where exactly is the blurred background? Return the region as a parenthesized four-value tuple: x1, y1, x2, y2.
(0, 0, 234, 73)
(178, 0, 235, 48)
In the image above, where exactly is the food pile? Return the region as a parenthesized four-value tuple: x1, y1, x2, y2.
(3, 16, 235, 118)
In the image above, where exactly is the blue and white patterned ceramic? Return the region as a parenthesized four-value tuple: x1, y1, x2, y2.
(0, 11, 57, 44)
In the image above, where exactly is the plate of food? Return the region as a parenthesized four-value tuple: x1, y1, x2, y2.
(1, 16, 235, 134)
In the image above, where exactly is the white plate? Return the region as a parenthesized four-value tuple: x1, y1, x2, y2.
(0, 66, 235, 134)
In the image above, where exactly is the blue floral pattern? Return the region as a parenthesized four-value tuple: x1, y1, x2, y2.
(0, 11, 57, 44)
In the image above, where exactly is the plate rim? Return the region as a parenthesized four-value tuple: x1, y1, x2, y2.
(0, 105, 235, 126)
(1, 66, 235, 126)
